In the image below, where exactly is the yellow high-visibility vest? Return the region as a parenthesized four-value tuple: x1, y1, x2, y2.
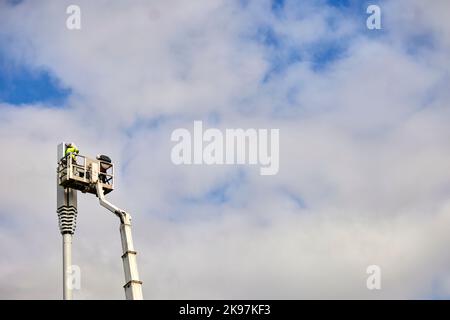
(65, 146, 79, 160)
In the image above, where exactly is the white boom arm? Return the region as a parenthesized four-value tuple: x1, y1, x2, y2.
(95, 180, 143, 300)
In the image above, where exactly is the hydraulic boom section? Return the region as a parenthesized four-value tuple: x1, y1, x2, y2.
(57, 143, 143, 300)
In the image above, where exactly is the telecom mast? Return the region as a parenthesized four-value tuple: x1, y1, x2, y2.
(56, 142, 143, 300)
(56, 143, 78, 300)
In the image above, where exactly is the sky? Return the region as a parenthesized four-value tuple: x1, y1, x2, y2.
(0, 0, 450, 299)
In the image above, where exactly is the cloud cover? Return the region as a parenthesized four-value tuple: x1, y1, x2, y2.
(0, 0, 450, 299)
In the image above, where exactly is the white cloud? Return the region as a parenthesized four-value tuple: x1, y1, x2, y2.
(0, 0, 450, 299)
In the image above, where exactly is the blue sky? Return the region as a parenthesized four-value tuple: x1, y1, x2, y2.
(1, 0, 450, 300)
(0, 0, 370, 108)
(0, 50, 71, 106)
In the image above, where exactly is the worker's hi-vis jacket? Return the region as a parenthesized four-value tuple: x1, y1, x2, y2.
(65, 147, 79, 161)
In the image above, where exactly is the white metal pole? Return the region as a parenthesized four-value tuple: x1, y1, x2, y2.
(57, 142, 78, 300)
(63, 234, 73, 300)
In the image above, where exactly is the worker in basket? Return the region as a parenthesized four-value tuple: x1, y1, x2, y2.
(65, 142, 83, 177)
(97, 154, 112, 184)
(65, 143, 79, 164)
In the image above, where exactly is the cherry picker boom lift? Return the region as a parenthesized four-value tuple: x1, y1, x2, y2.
(56, 142, 143, 300)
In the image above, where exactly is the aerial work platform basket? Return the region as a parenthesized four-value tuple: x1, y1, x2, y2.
(57, 154, 114, 195)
